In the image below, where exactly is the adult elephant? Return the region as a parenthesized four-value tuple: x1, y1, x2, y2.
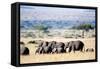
(35, 41, 52, 54)
(42, 41, 54, 54)
(38, 40, 44, 47)
(35, 46, 44, 54)
(20, 45, 29, 55)
(52, 42, 66, 53)
(35, 40, 43, 54)
(35, 40, 44, 54)
(50, 41, 57, 54)
(65, 40, 85, 53)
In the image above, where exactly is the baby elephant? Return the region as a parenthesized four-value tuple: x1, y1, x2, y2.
(86, 48, 94, 52)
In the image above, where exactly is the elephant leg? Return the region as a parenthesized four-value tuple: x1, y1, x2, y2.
(38, 50, 42, 54)
(40, 48, 44, 54)
(52, 48, 56, 54)
(57, 48, 62, 53)
(80, 47, 84, 52)
(66, 48, 69, 53)
(41, 50, 44, 54)
(72, 46, 75, 53)
(69, 47, 72, 53)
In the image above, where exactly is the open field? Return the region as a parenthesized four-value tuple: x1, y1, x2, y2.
(20, 37, 95, 64)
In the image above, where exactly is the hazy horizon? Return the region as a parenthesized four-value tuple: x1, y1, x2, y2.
(20, 5, 96, 29)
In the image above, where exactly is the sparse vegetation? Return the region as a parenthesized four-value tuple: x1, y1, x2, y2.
(72, 23, 95, 31)
(33, 24, 50, 38)
(72, 23, 95, 38)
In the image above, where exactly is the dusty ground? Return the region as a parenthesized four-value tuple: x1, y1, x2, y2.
(20, 37, 95, 64)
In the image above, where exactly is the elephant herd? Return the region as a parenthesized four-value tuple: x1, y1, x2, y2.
(35, 40, 85, 54)
(20, 40, 94, 55)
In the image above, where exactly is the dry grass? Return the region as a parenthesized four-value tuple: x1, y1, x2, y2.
(20, 37, 95, 64)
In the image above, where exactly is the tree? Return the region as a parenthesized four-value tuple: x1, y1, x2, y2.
(72, 23, 95, 38)
(72, 23, 94, 31)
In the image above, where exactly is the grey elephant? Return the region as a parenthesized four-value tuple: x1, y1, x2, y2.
(20, 45, 29, 55)
(35, 41, 44, 54)
(86, 48, 94, 52)
(28, 40, 36, 44)
(42, 41, 54, 54)
(64, 40, 85, 53)
(52, 42, 65, 53)
(38, 40, 44, 47)
(49, 41, 59, 54)
(35, 41, 52, 54)
(35, 46, 44, 54)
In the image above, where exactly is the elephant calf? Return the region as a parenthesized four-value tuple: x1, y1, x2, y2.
(86, 48, 94, 52)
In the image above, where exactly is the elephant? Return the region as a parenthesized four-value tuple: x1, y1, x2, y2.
(35, 41, 52, 54)
(42, 41, 49, 47)
(51, 41, 57, 48)
(35, 41, 44, 54)
(49, 41, 56, 49)
(43, 41, 56, 54)
(20, 45, 29, 55)
(56, 42, 66, 53)
(86, 48, 94, 52)
(38, 40, 44, 47)
(52, 47, 57, 53)
(41, 41, 53, 54)
(65, 40, 85, 53)
(42, 46, 52, 54)
(22, 47, 29, 55)
(28, 40, 36, 44)
(52, 42, 66, 53)
(20, 41, 29, 55)
(20, 41, 25, 45)
(35, 41, 43, 54)
(35, 40, 43, 44)
(47, 41, 58, 54)
(35, 46, 44, 54)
